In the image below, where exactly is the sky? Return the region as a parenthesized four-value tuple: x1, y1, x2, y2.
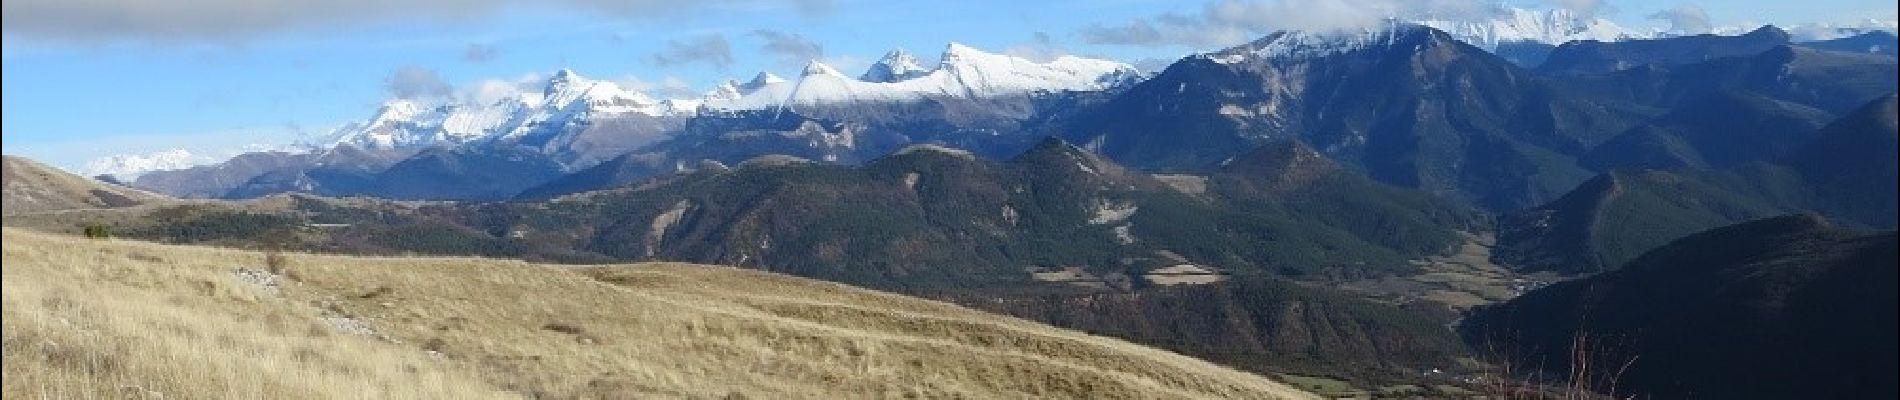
(3, 0, 1896, 172)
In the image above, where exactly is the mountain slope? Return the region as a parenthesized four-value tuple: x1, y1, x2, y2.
(1065, 24, 1636, 210)
(482, 139, 1479, 287)
(1, 228, 1314, 399)
(75, 140, 1487, 385)
(361, 146, 567, 201)
(1798, 30, 1899, 56)
(2, 155, 167, 215)
(146, 43, 1137, 202)
(1491, 169, 1792, 273)
(1536, 26, 1792, 75)
(938, 275, 1471, 386)
(1418, 7, 1649, 67)
(1548, 44, 1897, 115)
(1783, 93, 1900, 226)
(1496, 94, 1899, 273)
(1465, 215, 1897, 399)
(1579, 89, 1833, 171)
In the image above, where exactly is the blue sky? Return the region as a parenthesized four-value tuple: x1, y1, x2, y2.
(3, 0, 1896, 171)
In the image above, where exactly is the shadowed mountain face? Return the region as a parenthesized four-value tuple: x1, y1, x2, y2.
(1496, 94, 1899, 274)
(1548, 44, 1897, 116)
(361, 146, 567, 201)
(465, 138, 1479, 288)
(1063, 25, 1638, 211)
(934, 275, 1470, 383)
(1783, 94, 1900, 227)
(1580, 89, 1832, 171)
(1536, 26, 1792, 76)
(1467, 215, 1898, 399)
(131, 146, 417, 199)
(1798, 31, 1899, 56)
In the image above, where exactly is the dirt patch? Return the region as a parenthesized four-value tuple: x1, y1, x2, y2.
(1337, 233, 1563, 312)
(1143, 264, 1227, 286)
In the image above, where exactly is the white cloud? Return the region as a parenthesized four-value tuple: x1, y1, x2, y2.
(615, 75, 698, 98)
(1005, 32, 1068, 62)
(1080, 0, 1500, 48)
(463, 43, 499, 63)
(385, 65, 454, 100)
(651, 33, 734, 69)
(1545, 0, 1612, 17)
(749, 29, 825, 67)
(1, 0, 834, 43)
(1649, 3, 1714, 34)
(463, 73, 547, 105)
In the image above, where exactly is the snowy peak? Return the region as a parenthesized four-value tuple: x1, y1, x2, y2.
(84, 149, 213, 180)
(801, 61, 845, 77)
(545, 68, 583, 95)
(706, 80, 744, 101)
(1420, 7, 1647, 50)
(329, 67, 691, 151)
(326, 44, 1139, 153)
(701, 42, 1137, 111)
(741, 72, 787, 92)
(939, 42, 986, 65)
(1205, 22, 1437, 63)
(860, 48, 929, 82)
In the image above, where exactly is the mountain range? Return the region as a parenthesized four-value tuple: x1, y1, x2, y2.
(11, 16, 1897, 397)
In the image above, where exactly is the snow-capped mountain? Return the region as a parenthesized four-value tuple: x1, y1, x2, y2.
(326, 43, 1137, 155)
(1418, 7, 1650, 50)
(700, 43, 1138, 111)
(1204, 21, 1426, 63)
(1780, 19, 1900, 41)
(85, 149, 215, 180)
(329, 69, 694, 150)
(860, 49, 930, 82)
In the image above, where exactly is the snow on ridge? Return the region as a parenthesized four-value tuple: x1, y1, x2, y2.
(324, 43, 1137, 152)
(702, 42, 1138, 111)
(84, 149, 214, 179)
(1206, 21, 1425, 63)
(1779, 19, 1900, 41)
(861, 49, 930, 83)
(329, 69, 697, 150)
(1419, 7, 1649, 50)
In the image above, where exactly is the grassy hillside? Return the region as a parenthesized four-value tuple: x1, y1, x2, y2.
(2, 155, 168, 216)
(1, 228, 1314, 399)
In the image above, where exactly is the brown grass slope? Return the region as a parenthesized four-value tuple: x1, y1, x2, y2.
(3, 155, 168, 216)
(1, 228, 1314, 399)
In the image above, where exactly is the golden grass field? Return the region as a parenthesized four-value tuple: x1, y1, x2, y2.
(1, 228, 1315, 399)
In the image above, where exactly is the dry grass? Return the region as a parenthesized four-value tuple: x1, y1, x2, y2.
(2, 155, 169, 216)
(2, 228, 1316, 399)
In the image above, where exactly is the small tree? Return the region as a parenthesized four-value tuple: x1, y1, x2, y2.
(83, 224, 112, 239)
